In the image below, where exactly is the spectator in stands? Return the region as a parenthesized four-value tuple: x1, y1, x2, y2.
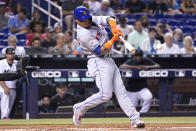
(49, 33, 72, 55)
(164, 0, 182, 15)
(26, 21, 45, 46)
(140, 27, 162, 54)
(53, 22, 63, 40)
(155, 22, 172, 43)
(2, 35, 25, 56)
(49, 83, 77, 113)
(38, 95, 50, 113)
(110, 0, 124, 14)
(87, 0, 101, 15)
(140, 15, 150, 32)
(120, 50, 160, 113)
(114, 15, 134, 54)
(173, 28, 184, 48)
(29, 10, 46, 33)
(54, 22, 62, 34)
(62, 0, 83, 31)
(157, 32, 180, 54)
(7, 7, 29, 34)
(180, 36, 196, 54)
(127, 20, 148, 49)
(180, 0, 196, 14)
(64, 30, 78, 53)
(117, 15, 134, 40)
(26, 36, 47, 55)
(0, 1, 9, 30)
(41, 27, 56, 48)
(125, 0, 147, 14)
(95, 0, 115, 16)
(12, 2, 22, 15)
(148, 0, 168, 15)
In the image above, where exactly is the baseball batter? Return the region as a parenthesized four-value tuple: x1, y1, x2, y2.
(72, 6, 145, 128)
(0, 47, 18, 119)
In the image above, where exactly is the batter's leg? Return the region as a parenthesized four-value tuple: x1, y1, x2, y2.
(113, 66, 140, 121)
(74, 58, 114, 115)
(139, 88, 152, 113)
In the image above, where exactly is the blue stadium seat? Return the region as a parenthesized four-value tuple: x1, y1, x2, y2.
(0, 46, 4, 53)
(16, 34, 26, 40)
(187, 20, 196, 26)
(149, 20, 157, 26)
(168, 20, 178, 26)
(2, 27, 9, 34)
(17, 40, 26, 46)
(133, 14, 143, 20)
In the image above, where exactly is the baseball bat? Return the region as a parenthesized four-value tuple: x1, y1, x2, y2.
(119, 36, 136, 54)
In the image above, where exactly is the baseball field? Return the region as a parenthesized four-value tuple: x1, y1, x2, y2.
(0, 117, 196, 131)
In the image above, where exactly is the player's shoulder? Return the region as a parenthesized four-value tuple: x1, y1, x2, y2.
(0, 59, 6, 63)
(14, 60, 18, 64)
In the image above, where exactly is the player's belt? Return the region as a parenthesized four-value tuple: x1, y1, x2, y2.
(8, 88, 16, 90)
(88, 54, 111, 59)
(100, 54, 111, 58)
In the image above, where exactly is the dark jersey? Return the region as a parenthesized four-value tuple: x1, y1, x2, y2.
(49, 93, 77, 112)
(123, 58, 157, 92)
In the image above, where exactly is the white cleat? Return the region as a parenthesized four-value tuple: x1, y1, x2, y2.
(72, 105, 82, 126)
(131, 119, 145, 128)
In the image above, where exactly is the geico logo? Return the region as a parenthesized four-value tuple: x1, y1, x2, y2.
(192, 70, 196, 77)
(32, 71, 61, 78)
(139, 70, 168, 77)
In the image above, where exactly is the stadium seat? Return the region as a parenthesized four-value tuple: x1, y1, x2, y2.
(16, 34, 26, 40)
(17, 40, 26, 46)
(0, 46, 4, 53)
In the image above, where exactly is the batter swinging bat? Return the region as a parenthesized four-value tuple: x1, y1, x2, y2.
(119, 36, 136, 54)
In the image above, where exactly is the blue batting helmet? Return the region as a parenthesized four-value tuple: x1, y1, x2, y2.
(74, 6, 91, 21)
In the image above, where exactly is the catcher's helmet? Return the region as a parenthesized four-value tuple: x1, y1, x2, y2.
(74, 6, 91, 21)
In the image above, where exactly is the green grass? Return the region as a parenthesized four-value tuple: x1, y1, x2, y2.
(0, 117, 196, 126)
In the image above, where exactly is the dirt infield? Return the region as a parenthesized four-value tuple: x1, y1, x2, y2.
(0, 124, 196, 131)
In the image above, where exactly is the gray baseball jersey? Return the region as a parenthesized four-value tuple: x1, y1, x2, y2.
(74, 16, 140, 122)
(76, 16, 111, 58)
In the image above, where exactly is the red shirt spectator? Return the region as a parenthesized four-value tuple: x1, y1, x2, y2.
(26, 21, 44, 46)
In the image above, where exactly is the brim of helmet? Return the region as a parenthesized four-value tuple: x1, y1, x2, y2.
(77, 15, 92, 21)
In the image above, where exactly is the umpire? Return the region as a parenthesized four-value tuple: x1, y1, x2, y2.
(120, 50, 160, 113)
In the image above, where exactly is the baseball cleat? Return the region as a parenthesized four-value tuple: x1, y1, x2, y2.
(131, 119, 145, 128)
(72, 105, 82, 126)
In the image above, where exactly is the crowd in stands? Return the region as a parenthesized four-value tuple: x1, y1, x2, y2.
(0, 0, 196, 56)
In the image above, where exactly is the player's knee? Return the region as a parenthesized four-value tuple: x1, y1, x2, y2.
(144, 93, 153, 103)
(101, 93, 112, 102)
